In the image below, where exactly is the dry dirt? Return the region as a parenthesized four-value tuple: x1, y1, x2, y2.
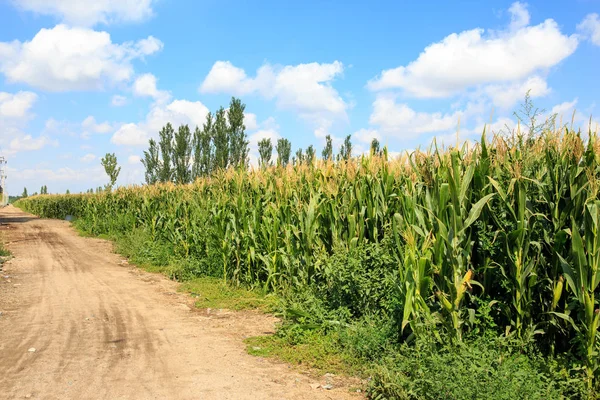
(0, 205, 362, 400)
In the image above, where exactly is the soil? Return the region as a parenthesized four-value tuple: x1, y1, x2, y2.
(0, 205, 361, 400)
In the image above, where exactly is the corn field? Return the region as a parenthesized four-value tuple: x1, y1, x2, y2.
(16, 128, 600, 389)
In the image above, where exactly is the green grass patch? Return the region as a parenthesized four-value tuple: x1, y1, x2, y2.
(245, 330, 357, 374)
(180, 277, 278, 311)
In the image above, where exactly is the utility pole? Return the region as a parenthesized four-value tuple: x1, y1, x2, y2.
(0, 156, 7, 206)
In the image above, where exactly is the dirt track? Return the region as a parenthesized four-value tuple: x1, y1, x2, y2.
(0, 205, 358, 400)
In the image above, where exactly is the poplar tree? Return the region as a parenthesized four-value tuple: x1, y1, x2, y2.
(294, 148, 304, 166)
(199, 113, 214, 176)
(158, 123, 174, 182)
(172, 124, 192, 184)
(213, 107, 229, 170)
(258, 138, 273, 168)
(322, 135, 333, 161)
(276, 138, 292, 167)
(142, 138, 160, 184)
(338, 134, 352, 161)
(227, 97, 248, 169)
(101, 153, 121, 191)
(370, 138, 381, 156)
(306, 145, 315, 165)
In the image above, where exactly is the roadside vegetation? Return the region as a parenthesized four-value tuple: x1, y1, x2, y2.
(15, 95, 600, 398)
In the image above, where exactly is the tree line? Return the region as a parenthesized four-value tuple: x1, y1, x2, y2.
(140, 97, 383, 184)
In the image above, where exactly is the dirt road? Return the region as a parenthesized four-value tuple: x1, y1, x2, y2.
(0, 206, 358, 400)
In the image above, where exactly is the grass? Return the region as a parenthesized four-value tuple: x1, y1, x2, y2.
(179, 277, 278, 311)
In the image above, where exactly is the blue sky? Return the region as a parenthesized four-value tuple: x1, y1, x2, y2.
(0, 0, 599, 194)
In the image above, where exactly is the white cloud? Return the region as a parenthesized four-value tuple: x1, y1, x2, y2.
(367, 3, 577, 98)
(0, 25, 163, 91)
(200, 61, 347, 125)
(483, 75, 550, 109)
(5, 134, 58, 155)
(163, 100, 209, 128)
(577, 13, 600, 46)
(352, 128, 381, 144)
(128, 155, 141, 165)
(111, 95, 127, 106)
(11, 0, 156, 27)
(245, 112, 258, 131)
(132, 73, 170, 102)
(508, 2, 530, 31)
(369, 94, 462, 137)
(551, 98, 578, 117)
(0, 91, 37, 118)
(111, 123, 149, 146)
(80, 153, 96, 163)
(110, 99, 210, 146)
(81, 116, 112, 138)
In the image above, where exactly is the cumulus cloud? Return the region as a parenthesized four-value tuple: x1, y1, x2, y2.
(369, 94, 463, 138)
(4, 134, 58, 156)
(0, 25, 163, 91)
(111, 123, 149, 146)
(82, 116, 112, 137)
(132, 73, 170, 102)
(367, 3, 577, 98)
(577, 13, 600, 46)
(0, 91, 37, 118)
(11, 0, 156, 27)
(110, 99, 210, 146)
(483, 75, 550, 109)
(200, 61, 347, 123)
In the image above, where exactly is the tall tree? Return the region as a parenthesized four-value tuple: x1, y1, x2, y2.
(322, 135, 333, 161)
(101, 153, 121, 191)
(370, 138, 381, 156)
(306, 145, 315, 165)
(158, 123, 174, 182)
(258, 138, 273, 168)
(142, 138, 160, 184)
(338, 134, 352, 161)
(22, 187, 28, 198)
(194, 112, 214, 177)
(294, 148, 304, 166)
(276, 138, 292, 167)
(66, 189, 70, 194)
(172, 124, 192, 184)
(213, 107, 229, 170)
(227, 97, 248, 169)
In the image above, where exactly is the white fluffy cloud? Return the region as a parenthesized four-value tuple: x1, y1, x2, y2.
(111, 123, 149, 146)
(11, 0, 156, 27)
(369, 94, 463, 138)
(200, 61, 347, 122)
(352, 128, 381, 144)
(5, 134, 58, 155)
(483, 75, 550, 109)
(367, 3, 577, 98)
(577, 13, 600, 46)
(0, 91, 37, 118)
(111, 99, 210, 146)
(132, 73, 170, 102)
(82, 116, 112, 137)
(0, 25, 163, 91)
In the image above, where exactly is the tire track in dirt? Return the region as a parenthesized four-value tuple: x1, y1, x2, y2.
(0, 206, 361, 400)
